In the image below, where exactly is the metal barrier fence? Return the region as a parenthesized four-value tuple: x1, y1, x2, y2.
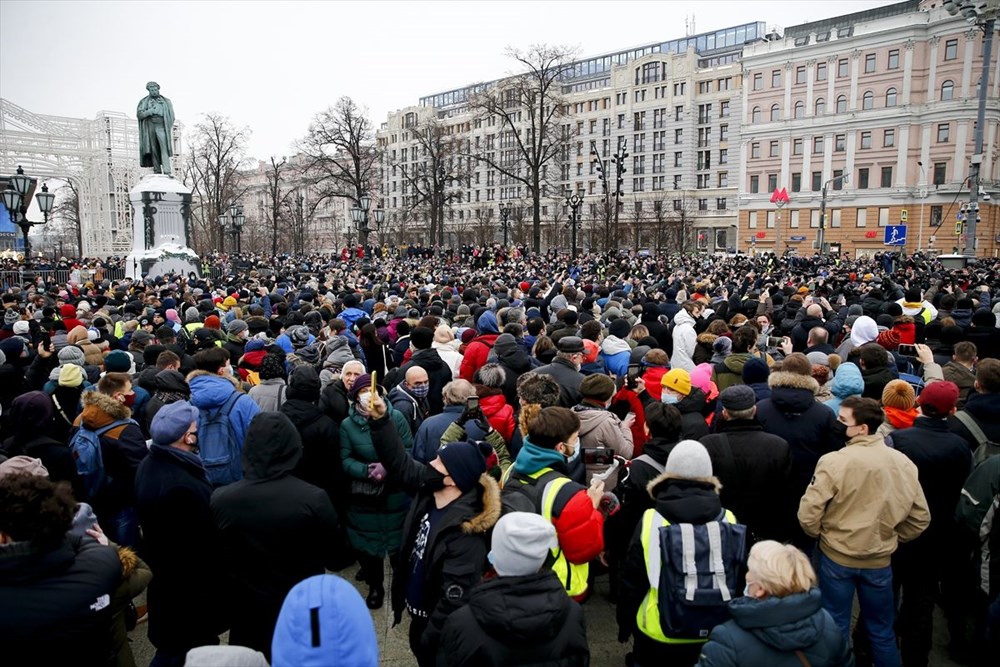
(0, 268, 127, 287)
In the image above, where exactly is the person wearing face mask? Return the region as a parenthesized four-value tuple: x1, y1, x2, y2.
(134, 401, 227, 667)
(660, 368, 709, 440)
(71, 372, 148, 547)
(388, 366, 431, 437)
(340, 373, 415, 610)
(501, 405, 606, 601)
(695, 541, 851, 667)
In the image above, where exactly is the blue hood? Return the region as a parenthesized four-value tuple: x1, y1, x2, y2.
(727, 589, 827, 652)
(477, 310, 500, 334)
(189, 373, 239, 410)
(271, 574, 378, 667)
(830, 362, 863, 399)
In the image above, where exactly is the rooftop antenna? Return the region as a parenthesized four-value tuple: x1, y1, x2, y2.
(685, 15, 696, 36)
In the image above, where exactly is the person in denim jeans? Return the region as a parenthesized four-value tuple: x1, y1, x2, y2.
(799, 396, 930, 667)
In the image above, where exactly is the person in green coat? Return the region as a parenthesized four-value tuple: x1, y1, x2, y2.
(340, 373, 413, 610)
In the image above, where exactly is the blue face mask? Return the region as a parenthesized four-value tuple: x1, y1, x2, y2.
(410, 384, 430, 398)
(743, 583, 752, 597)
(661, 393, 679, 405)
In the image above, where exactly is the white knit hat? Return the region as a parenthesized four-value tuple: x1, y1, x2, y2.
(664, 440, 713, 479)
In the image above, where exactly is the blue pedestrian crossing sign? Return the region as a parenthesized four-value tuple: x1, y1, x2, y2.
(884, 225, 907, 246)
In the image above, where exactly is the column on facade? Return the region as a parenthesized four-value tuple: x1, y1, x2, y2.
(896, 118, 910, 188)
(806, 59, 817, 114)
(902, 39, 915, 105)
(849, 49, 862, 110)
(927, 36, 940, 103)
(783, 61, 793, 120)
(961, 28, 977, 98)
(953, 120, 970, 183)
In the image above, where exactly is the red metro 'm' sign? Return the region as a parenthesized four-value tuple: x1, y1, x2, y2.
(770, 188, 790, 206)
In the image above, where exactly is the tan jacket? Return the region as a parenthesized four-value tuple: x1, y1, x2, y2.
(798, 433, 930, 568)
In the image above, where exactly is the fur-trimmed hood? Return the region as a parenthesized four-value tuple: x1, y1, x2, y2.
(79, 388, 132, 428)
(696, 332, 718, 346)
(768, 370, 820, 395)
(461, 473, 501, 535)
(117, 545, 140, 576)
(646, 470, 725, 524)
(647, 470, 722, 498)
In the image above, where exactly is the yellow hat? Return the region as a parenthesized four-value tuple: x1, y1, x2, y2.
(221, 296, 238, 311)
(661, 368, 692, 396)
(59, 363, 84, 388)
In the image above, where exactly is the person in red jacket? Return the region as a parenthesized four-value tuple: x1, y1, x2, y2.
(60, 304, 85, 333)
(459, 310, 501, 382)
(474, 363, 516, 443)
(501, 405, 605, 600)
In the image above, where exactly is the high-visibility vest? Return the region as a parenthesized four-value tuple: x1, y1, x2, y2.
(636, 507, 737, 644)
(502, 466, 590, 597)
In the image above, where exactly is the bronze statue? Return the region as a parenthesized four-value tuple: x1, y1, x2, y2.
(137, 81, 175, 175)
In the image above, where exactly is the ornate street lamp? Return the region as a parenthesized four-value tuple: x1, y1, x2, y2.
(498, 203, 512, 246)
(1, 165, 55, 267)
(566, 192, 585, 259)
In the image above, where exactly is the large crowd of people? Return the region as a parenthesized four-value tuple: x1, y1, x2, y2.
(1, 245, 1000, 667)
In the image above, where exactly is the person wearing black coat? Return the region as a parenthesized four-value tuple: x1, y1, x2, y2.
(399, 327, 454, 415)
(489, 332, 537, 406)
(143, 369, 190, 434)
(281, 366, 346, 517)
(0, 473, 123, 666)
(755, 362, 844, 547)
(367, 396, 500, 667)
(210, 412, 351, 660)
(886, 383, 974, 667)
(1, 391, 82, 498)
(436, 512, 589, 667)
(700, 386, 794, 544)
(134, 400, 227, 666)
(948, 374, 1000, 452)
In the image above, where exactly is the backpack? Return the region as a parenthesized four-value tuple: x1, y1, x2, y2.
(955, 411, 1000, 466)
(644, 509, 747, 640)
(69, 419, 134, 500)
(197, 392, 243, 486)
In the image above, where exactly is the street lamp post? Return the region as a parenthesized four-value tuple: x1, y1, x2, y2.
(590, 137, 628, 251)
(945, 0, 998, 256)
(916, 161, 929, 252)
(1, 165, 55, 269)
(350, 193, 384, 251)
(498, 203, 512, 246)
(228, 201, 244, 254)
(566, 192, 584, 259)
(818, 172, 849, 254)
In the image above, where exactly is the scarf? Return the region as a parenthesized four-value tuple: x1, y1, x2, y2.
(884, 406, 918, 430)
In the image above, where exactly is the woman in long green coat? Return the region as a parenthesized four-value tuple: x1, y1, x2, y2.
(340, 374, 413, 609)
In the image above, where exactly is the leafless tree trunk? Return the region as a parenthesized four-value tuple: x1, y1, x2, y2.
(298, 97, 379, 245)
(473, 207, 494, 246)
(468, 44, 578, 253)
(264, 157, 293, 255)
(182, 113, 251, 253)
(53, 179, 82, 256)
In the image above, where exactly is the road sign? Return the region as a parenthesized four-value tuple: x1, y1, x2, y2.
(900, 209, 908, 223)
(884, 224, 907, 246)
(789, 235, 806, 241)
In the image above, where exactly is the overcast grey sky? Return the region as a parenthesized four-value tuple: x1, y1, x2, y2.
(1, 0, 901, 159)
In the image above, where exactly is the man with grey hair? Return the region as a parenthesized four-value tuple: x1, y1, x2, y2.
(319, 359, 365, 423)
(387, 366, 430, 437)
(412, 379, 486, 463)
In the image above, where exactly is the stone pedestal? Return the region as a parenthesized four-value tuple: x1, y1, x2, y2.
(125, 174, 200, 279)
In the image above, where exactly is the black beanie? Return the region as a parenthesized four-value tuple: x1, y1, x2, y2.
(438, 441, 486, 492)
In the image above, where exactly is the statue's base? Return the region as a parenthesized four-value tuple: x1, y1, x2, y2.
(127, 242, 200, 280)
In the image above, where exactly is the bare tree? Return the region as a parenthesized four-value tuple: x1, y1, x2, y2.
(52, 179, 82, 256)
(648, 197, 671, 251)
(628, 199, 646, 250)
(183, 113, 251, 253)
(668, 195, 700, 254)
(472, 207, 495, 247)
(263, 157, 294, 255)
(393, 117, 471, 247)
(468, 44, 578, 252)
(298, 97, 379, 244)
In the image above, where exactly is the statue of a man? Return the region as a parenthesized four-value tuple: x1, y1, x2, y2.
(137, 81, 175, 175)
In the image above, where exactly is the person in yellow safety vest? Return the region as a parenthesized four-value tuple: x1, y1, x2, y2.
(500, 406, 606, 601)
(617, 440, 739, 667)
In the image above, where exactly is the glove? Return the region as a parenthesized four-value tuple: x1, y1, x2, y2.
(474, 414, 492, 434)
(367, 462, 386, 482)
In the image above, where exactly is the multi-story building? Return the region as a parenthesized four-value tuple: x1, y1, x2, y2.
(239, 154, 351, 254)
(739, 0, 1000, 257)
(379, 23, 771, 252)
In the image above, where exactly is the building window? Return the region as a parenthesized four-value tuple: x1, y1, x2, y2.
(717, 197, 727, 210)
(794, 100, 805, 118)
(720, 124, 729, 141)
(718, 172, 728, 187)
(860, 131, 872, 149)
(816, 61, 827, 81)
(941, 80, 954, 101)
(938, 123, 951, 142)
(767, 211, 776, 228)
(790, 210, 800, 228)
(879, 207, 890, 226)
(753, 72, 763, 90)
(770, 140, 780, 157)
(698, 199, 708, 211)
(945, 38, 958, 61)
(865, 53, 876, 73)
(930, 205, 943, 226)
(770, 104, 781, 121)
(720, 101, 730, 117)
(673, 174, 682, 189)
(811, 210, 821, 228)
(833, 169, 844, 190)
(838, 58, 849, 77)
(813, 136, 824, 153)
(751, 142, 760, 159)
(674, 151, 683, 167)
(793, 138, 803, 155)
(815, 97, 825, 115)
(792, 172, 802, 192)
(888, 49, 900, 69)
(749, 211, 758, 228)
(767, 174, 778, 192)
(857, 208, 867, 227)
(812, 171, 822, 191)
(835, 134, 845, 152)
(772, 69, 781, 87)
(836, 95, 847, 113)
(675, 105, 683, 121)
(933, 162, 947, 185)
(796, 66, 806, 84)
(858, 167, 869, 189)
(881, 166, 893, 188)
(885, 87, 897, 107)
(719, 148, 728, 164)
(884, 129, 895, 147)
(675, 128, 683, 144)
(750, 175, 759, 193)
(751, 106, 761, 123)
(862, 91, 874, 110)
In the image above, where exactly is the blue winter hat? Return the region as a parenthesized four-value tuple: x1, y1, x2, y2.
(437, 441, 487, 492)
(149, 400, 199, 446)
(271, 574, 378, 667)
(742, 357, 770, 385)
